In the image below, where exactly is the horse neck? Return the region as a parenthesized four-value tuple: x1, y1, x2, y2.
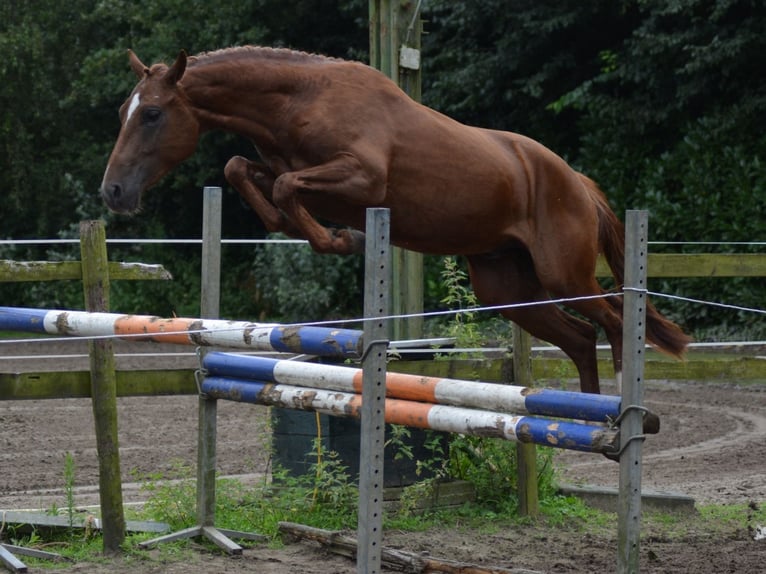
(182, 60, 308, 142)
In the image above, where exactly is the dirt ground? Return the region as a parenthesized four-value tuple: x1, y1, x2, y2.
(1, 339, 765, 573)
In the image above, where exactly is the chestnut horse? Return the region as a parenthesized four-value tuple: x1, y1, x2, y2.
(101, 47, 689, 395)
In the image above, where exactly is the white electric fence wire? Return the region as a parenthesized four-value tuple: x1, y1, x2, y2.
(3, 239, 766, 247)
(2, 289, 765, 347)
(647, 291, 766, 316)
(2, 238, 765, 345)
(0, 239, 308, 245)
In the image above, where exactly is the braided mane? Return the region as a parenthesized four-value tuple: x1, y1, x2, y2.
(188, 45, 341, 68)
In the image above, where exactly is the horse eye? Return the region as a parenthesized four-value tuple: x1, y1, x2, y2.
(142, 108, 162, 125)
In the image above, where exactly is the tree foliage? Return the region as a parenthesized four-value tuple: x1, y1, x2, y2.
(422, 0, 766, 336)
(1, 1, 764, 335)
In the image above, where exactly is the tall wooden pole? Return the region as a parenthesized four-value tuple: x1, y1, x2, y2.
(370, 0, 424, 340)
(79, 220, 126, 553)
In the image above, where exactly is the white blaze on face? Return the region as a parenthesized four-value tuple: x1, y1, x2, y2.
(102, 92, 141, 189)
(126, 92, 141, 123)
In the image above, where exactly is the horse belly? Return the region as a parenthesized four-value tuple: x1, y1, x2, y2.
(383, 175, 526, 255)
(383, 151, 528, 254)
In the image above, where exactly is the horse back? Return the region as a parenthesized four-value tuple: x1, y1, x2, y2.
(259, 59, 600, 256)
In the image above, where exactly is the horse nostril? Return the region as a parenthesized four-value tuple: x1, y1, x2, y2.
(110, 183, 123, 199)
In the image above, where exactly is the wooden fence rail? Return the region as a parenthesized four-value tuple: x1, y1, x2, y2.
(596, 252, 766, 277)
(0, 260, 171, 282)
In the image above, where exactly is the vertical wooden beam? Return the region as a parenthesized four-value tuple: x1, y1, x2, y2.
(357, 208, 391, 574)
(617, 210, 648, 573)
(79, 220, 126, 553)
(512, 324, 539, 517)
(370, 0, 424, 340)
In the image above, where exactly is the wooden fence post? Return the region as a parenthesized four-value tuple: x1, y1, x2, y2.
(512, 324, 539, 517)
(79, 220, 126, 553)
(370, 0, 424, 341)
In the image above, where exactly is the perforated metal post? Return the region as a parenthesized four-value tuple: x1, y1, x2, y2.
(197, 186, 222, 528)
(357, 208, 390, 574)
(140, 187, 264, 552)
(618, 210, 649, 573)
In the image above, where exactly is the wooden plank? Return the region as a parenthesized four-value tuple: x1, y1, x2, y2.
(596, 253, 766, 277)
(2, 354, 763, 402)
(6, 252, 763, 283)
(394, 353, 766, 384)
(0, 370, 197, 400)
(278, 521, 543, 574)
(0, 544, 29, 573)
(531, 355, 766, 381)
(0, 544, 27, 574)
(383, 480, 475, 513)
(0, 511, 169, 534)
(0, 260, 83, 281)
(0, 260, 171, 282)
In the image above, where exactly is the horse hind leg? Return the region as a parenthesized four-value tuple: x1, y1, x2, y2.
(556, 279, 625, 392)
(466, 251, 602, 394)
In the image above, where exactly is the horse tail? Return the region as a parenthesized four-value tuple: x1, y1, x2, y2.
(580, 174, 691, 359)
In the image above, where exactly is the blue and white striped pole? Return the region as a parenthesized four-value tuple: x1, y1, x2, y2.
(202, 352, 622, 423)
(0, 306, 363, 358)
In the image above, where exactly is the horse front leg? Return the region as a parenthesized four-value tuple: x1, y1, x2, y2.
(271, 153, 384, 255)
(224, 156, 303, 237)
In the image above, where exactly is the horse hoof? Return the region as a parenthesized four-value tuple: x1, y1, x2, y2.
(344, 229, 366, 254)
(330, 228, 366, 254)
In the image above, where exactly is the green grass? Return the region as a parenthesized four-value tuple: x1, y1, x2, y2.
(8, 468, 765, 570)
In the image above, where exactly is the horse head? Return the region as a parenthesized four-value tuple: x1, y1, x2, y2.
(100, 50, 200, 214)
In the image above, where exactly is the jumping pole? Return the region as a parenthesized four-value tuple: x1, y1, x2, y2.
(200, 352, 623, 423)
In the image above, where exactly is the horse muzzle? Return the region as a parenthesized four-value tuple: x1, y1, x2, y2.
(100, 180, 143, 214)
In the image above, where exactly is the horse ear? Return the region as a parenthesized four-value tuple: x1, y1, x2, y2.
(164, 50, 188, 86)
(128, 49, 149, 79)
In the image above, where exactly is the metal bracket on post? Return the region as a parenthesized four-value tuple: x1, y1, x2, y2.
(617, 210, 649, 573)
(140, 187, 265, 553)
(357, 208, 391, 574)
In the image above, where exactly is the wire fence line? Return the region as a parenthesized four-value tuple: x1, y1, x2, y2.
(1, 238, 764, 349)
(1, 288, 764, 348)
(2, 238, 766, 247)
(0, 238, 308, 246)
